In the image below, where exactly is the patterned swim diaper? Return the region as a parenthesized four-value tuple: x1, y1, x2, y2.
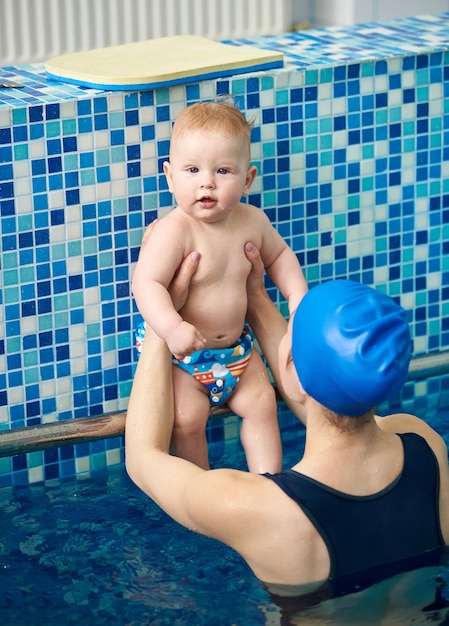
(135, 321, 253, 407)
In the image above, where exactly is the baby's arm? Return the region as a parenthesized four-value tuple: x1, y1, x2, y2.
(132, 221, 206, 359)
(138, 282, 205, 360)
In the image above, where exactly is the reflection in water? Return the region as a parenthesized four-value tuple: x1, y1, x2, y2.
(270, 564, 449, 625)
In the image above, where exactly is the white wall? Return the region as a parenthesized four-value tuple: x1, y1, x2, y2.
(1, 0, 291, 66)
(291, 0, 449, 28)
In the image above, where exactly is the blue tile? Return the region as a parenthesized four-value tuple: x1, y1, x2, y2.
(2, 12, 449, 483)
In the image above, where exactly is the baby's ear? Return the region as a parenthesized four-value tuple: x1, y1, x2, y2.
(243, 165, 257, 195)
(163, 161, 174, 193)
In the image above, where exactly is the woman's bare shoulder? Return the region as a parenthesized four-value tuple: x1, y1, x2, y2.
(376, 412, 448, 459)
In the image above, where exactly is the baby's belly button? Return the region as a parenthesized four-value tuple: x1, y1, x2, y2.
(211, 334, 229, 344)
(209, 332, 238, 346)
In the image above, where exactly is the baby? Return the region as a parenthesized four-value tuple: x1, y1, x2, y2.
(132, 99, 308, 471)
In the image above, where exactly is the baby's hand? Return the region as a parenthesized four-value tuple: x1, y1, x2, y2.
(166, 321, 206, 361)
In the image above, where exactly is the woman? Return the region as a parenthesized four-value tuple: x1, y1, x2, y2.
(125, 239, 449, 601)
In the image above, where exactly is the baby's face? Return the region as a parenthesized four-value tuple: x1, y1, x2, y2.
(163, 130, 256, 223)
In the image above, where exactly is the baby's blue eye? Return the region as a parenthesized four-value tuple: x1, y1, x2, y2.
(217, 168, 229, 175)
(188, 167, 199, 173)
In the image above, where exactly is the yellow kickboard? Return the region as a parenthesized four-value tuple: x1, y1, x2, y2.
(46, 35, 283, 90)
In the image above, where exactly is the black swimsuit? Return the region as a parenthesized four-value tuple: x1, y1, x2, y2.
(265, 432, 445, 595)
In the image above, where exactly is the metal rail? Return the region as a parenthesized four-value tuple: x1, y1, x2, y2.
(0, 405, 233, 458)
(1, 351, 448, 458)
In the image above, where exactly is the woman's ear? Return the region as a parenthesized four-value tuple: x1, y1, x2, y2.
(285, 356, 308, 404)
(278, 330, 307, 404)
(295, 374, 308, 405)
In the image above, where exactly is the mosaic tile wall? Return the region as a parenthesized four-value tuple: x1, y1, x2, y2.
(1, 13, 449, 485)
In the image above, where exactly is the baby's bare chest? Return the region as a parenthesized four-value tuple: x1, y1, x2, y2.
(190, 228, 254, 286)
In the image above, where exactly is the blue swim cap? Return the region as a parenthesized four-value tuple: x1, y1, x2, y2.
(292, 280, 411, 416)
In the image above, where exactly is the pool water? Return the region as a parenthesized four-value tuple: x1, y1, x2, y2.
(1, 397, 449, 625)
(0, 470, 269, 625)
(0, 434, 277, 626)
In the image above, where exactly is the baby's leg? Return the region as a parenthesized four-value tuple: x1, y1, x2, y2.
(171, 366, 212, 469)
(227, 350, 282, 474)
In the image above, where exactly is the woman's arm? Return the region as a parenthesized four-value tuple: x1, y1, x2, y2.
(257, 210, 308, 315)
(126, 239, 205, 510)
(265, 246, 308, 315)
(125, 316, 299, 590)
(244, 242, 307, 424)
(125, 323, 213, 528)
